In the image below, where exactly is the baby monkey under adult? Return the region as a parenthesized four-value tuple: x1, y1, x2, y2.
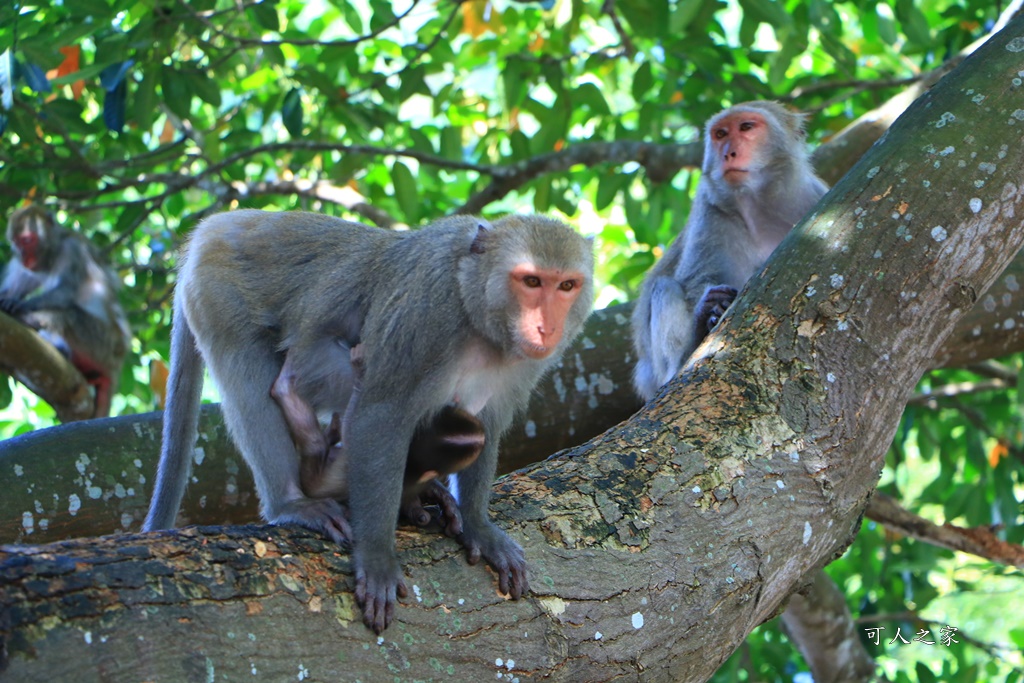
(144, 210, 595, 633)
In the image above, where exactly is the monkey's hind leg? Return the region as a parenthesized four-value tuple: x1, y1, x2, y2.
(271, 352, 330, 459)
(645, 276, 696, 393)
(203, 341, 351, 545)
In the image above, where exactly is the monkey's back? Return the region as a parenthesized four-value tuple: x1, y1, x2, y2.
(179, 210, 399, 332)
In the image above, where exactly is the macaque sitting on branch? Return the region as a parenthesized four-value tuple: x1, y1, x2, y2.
(0, 204, 130, 418)
(632, 101, 829, 401)
(143, 209, 594, 633)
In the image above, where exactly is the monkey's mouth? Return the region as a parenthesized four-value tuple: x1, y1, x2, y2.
(520, 342, 552, 360)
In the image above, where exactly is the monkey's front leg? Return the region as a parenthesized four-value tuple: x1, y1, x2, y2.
(454, 437, 529, 600)
(346, 402, 413, 634)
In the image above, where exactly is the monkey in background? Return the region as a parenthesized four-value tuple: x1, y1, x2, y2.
(632, 102, 829, 401)
(144, 210, 594, 633)
(271, 343, 484, 535)
(0, 205, 131, 418)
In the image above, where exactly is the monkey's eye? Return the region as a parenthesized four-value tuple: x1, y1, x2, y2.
(523, 275, 542, 288)
(714, 129, 728, 140)
(739, 121, 756, 131)
(558, 280, 576, 292)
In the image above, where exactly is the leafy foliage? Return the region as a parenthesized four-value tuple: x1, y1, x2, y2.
(0, 0, 1020, 679)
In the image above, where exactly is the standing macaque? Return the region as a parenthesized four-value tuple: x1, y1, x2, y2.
(143, 210, 594, 633)
(0, 205, 130, 418)
(632, 102, 828, 401)
(271, 343, 485, 534)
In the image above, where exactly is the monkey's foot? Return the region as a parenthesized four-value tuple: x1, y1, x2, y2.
(401, 479, 464, 536)
(695, 284, 738, 333)
(458, 523, 529, 599)
(354, 553, 408, 634)
(271, 497, 352, 546)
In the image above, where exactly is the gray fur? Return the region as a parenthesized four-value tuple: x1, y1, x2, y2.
(632, 102, 828, 400)
(143, 209, 594, 632)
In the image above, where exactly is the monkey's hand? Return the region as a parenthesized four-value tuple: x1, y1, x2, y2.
(272, 497, 352, 546)
(401, 479, 464, 536)
(354, 551, 408, 634)
(694, 285, 738, 335)
(458, 522, 528, 599)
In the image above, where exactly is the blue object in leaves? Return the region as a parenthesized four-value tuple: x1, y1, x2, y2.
(20, 62, 52, 93)
(100, 60, 134, 132)
(100, 60, 134, 92)
(104, 78, 127, 132)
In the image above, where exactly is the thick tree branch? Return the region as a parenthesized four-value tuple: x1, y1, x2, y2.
(780, 570, 876, 683)
(866, 493, 1024, 569)
(0, 313, 93, 422)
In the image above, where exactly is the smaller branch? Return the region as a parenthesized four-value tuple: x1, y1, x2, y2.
(965, 359, 1018, 382)
(225, 178, 398, 228)
(866, 492, 1024, 569)
(783, 75, 923, 102)
(600, 0, 636, 57)
(907, 378, 1011, 405)
(781, 570, 875, 683)
(347, 2, 462, 100)
(459, 140, 702, 213)
(207, 140, 490, 179)
(0, 313, 93, 422)
(176, 0, 422, 48)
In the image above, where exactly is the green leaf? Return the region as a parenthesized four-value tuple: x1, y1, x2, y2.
(896, 0, 931, 45)
(0, 375, 13, 410)
(595, 172, 628, 211)
(738, 0, 792, 31)
(553, 183, 577, 215)
(115, 203, 147, 234)
(670, 0, 704, 34)
(533, 177, 552, 213)
(249, 3, 280, 32)
(281, 87, 304, 138)
(409, 128, 434, 154)
(17, 39, 64, 70)
(503, 61, 526, 110)
(617, 0, 669, 38)
(876, 6, 898, 45)
(182, 66, 221, 108)
(632, 61, 653, 101)
(440, 126, 462, 160)
(160, 68, 193, 120)
(67, 0, 116, 19)
(391, 161, 419, 223)
(133, 72, 157, 131)
(509, 131, 530, 161)
(915, 662, 937, 683)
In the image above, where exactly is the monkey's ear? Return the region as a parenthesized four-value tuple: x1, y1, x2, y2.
(469, 220, 493, 254)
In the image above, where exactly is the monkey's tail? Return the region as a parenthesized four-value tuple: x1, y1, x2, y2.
(143, 301, 204, 531)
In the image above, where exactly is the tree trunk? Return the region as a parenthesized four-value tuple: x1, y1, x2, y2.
(4, 17, 1024, 682)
